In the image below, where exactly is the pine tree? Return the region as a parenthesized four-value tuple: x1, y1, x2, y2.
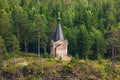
(0, 9, 20, 53)
(90, 27, 107, 59)
(77, 25, 91, 59)
(12, 6, 30, 53)
(64, 27, 78, 56)
(0, 36, 6, 54)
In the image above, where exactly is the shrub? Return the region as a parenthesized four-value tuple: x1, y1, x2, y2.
(75, 53, 79, 60)
(97, 53, 102, 64)
(56, 59, 62, 63)
(43, 53, 51, 58)
(70, 57, 78, 63)
(2, 53, 15, 59)
(25, 53, 38, 58)
(16, 77, 25, 80)
(61, 65, 73, 76)
(99, 67, 105, 80)
(27, 74, 37, 80)
(22, 65, 31, 76)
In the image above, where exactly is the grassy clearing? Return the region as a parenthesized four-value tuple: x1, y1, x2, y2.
(0, 53, 120, 80)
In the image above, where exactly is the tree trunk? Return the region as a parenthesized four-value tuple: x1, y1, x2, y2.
(24, 34, 29, 53)
(27, 42, 28, 53)
(112, 43, 115, 68)
(17, 29, 20, 41)
(24, 38, 27, 53)
(38, 31, 40, 57)
(44, 46, 46, 53)
(111, 31, 116, 69)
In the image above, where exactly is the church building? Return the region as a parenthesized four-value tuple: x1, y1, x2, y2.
(51, 13, 69, 59)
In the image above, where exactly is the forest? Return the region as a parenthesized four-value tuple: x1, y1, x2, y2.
(0, 0, 120, 60)
(1, 0, 120, 79)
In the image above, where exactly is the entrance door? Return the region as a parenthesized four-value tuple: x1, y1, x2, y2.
(59, 50, 64, 57)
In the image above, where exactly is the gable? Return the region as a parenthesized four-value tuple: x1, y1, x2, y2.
(54, 40, 68, 45)
(56, 44, 66, 49)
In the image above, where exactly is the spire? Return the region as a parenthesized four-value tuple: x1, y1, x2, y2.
(54, 12, 64, 41)
(58, 12, 61, 23)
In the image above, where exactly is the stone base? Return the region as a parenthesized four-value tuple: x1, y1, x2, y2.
(55, 56, 71, 61)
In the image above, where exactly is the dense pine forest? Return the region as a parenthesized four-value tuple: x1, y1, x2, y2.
(0, 0, 120, 59)
(1, 0, 120, 80)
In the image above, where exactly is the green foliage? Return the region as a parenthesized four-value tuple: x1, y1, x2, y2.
(77, 25, 92, 59)
(0, 56, 120, 79)
(61, 65, 73, 76)
(99, 67, 105, 80)
(0, 0, 120, 60)
(0, 0, 9, 11)
(97, 53, 102, 64)
(56, 57, 62, 63)
(0, 36, 6, 54)
(75, 53, 79, 60)
(5, 35, 20, 52)
(2, 53, 15, 59)
(24, 53, 38, 58)
(90, 27, 107, 59)
(42, 53, 51, 58)
(70, 53, 79, 63)
(64, 27, 78, 56)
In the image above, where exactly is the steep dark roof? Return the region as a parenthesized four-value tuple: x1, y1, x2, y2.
(54, 12, 64, 41)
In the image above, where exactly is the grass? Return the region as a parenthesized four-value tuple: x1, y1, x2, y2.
(0, 53, 120, 80)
